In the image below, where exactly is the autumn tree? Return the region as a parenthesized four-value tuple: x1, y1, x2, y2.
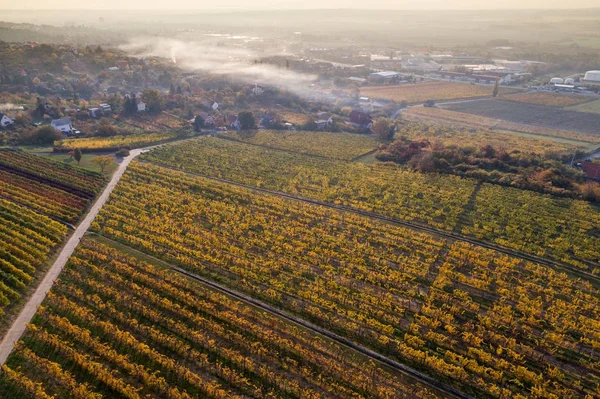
(92, 155, 113, 173)
(372, 118, 396, 141)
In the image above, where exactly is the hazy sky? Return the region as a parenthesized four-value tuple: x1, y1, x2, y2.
(1, 0, 599, 10)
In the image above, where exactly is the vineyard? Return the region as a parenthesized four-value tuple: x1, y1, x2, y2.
(500, 91, 593, 107)
(0, 149, 106, 222)
(0, 239, 442, 399)
(141, 138, 600, 269)
(395, 120, 583, 155)
(54, 132, 182, 152)
(404, 106, 600, 144)
(140, 137, 476, 230)
(0, 199, 66, 321)
(86, 162, 600, 398)
(360, 82, 517, 103)
(221, 130, 378, 160)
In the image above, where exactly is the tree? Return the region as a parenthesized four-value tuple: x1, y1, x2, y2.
(141, 90, 164, 114)
(20, 126, 62, 145)
(372, 118, 396, 141)
(74, 148, 82, 165)
(237, 111, 256, 130)
(169, 83, 175, 95)
(492, 80, 499, 97)
(92, 155, 113, 173)
(194, 115, 205, 132)
(95, 122, 119, 137)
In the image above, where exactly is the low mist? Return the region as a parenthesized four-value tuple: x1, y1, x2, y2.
(120, 37, 317, 96)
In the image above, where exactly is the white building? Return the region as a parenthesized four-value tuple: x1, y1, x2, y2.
(583, 71, 600, 85)
(137, 101, 147, 112)
(550, 77, 565, 85)
(0, 113, 15, 128)
(50, 118, 72, 133)
(251, 84, 264, 96)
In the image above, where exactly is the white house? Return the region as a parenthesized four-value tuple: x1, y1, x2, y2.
(50, 118, 73, 134)
(0, 113, 15, 129)
(88, 107, 102, 118)
(137, 101, 147, 112)
(251, 84, 264, 96)
(99, 103, 112, 113)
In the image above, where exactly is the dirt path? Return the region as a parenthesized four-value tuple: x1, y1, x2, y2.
(0, 148, 147, 365)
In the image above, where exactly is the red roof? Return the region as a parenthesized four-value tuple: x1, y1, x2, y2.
(582, 162, 600, 180)
(117, 61, 129, 69)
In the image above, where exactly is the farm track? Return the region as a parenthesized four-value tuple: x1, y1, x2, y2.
(141, 160, 600, 286)
(87, 232, 472, 399)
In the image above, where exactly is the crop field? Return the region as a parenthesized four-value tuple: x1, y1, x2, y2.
(0, 149, 105, 197)
(0, 239, 442, 399)
(395, 120, 584, 155)
(141, 137, 476, 230)
(460, 183, 600, 271)
(404, 106, 600, 144)
(0, 199, 66, 320)
(0, 149, 105, 222)
(141, 138, 600, 269)
(500, 91, 594, 107)
(442, 99, 600, 136)
(360, 82, 517, 103)
(221, 130, 378, 160)
(567, 99, 600, 114)
(87, 162, 600, 398)
(54, 132, 181, 152)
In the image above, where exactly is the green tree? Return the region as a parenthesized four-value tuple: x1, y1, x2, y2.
(141, 90, 164, 114)
(73, 148, 82, 164)
(20, 125, 62, 145)
(194, 115, 205, 132)
(492, 80, 499, 97)
(237, 111, 256, 130)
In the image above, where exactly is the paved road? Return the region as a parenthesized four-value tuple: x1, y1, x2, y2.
(0, 148, 147, 365)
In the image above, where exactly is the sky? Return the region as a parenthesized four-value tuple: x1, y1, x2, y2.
(1, 0, 599, 10)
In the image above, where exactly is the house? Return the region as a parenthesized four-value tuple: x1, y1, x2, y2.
(99, 104, 112, 113)
(50, 118, 73, 134)
(88, 107, 102, 118)
(137, 101, 147, 112)
(251, 84, 264, 96)
(108, 67, 119, 72)
(259, 113, 277, 128)
(581, 161, 600, 181)
(314, 118, 333, 131)
(116, 61, 129, 70)
(227, 115, 241, 130)
(368, 71, 400, 84)
(0, 113, 15, 129)
(349, 110, 373, 129)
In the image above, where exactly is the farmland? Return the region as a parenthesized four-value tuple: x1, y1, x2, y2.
(141, 137, 476, 230)
(0, 199, 66, 322)
(221, 130, 378, 160)
(0, 239, 442, 399)
(141, 138, 600, 269)
(395, 120, 584, 155)
(54, 132, 182, 152)
(404, 106, 600, 144)
(360, 82, 517, 103)
(567, 99, 600, 114)
(500, 91, 593, 107)
(87, 162, 600, 398)
(442, 99, 600, 136)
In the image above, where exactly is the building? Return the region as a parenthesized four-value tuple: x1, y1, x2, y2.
(88, 107, 102, 118)
(0, 113, 14, 128)
(349, 110, 373, 129)
(582, 71, 600, 86)
(581, 161, 600, 181)
(251, 84, 264, 96)
(368, 71, 400, 84)
(259, 113, 277, 128)
(116, 61, 129, 70)
(550, 77, 565, 85)
(137, 101, 147, 112)
(99, 104, 112, 113)
(50, 118, 73, 134)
